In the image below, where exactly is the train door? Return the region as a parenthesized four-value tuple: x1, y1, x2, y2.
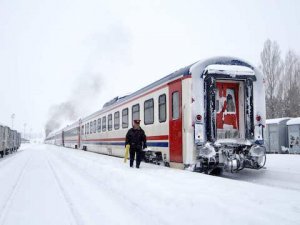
(168, 79, 183, 163)
(216, 82, 240, 139)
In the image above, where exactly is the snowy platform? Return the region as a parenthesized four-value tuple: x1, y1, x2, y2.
(0, 144, 299, 225)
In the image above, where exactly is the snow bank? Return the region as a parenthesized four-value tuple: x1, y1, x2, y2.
(287, 117, 300, 126)
(0, 144, 300, 225)
(266, 117, 291, 124)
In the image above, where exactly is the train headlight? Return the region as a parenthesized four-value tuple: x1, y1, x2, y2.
(249, 145, 266, 168)
(249, 145, 266, 157)
(199, 143, 216, 158)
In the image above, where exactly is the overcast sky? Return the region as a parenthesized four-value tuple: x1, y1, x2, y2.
(0, 0, 299, 137)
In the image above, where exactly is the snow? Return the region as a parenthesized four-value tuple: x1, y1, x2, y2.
(0, 144, 300, 225)
(0, 123, 8, 127)
(215, 138, 252, 146)
(287, 117, 300, 126)
(204, 64, 255, 76)
(266, 117, 291, 124)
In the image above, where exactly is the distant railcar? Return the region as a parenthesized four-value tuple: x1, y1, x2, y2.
(0, 125, 21, 157)
(46, 57, 267, 174)
(4, 126, 11, 155)
(0, 124, 4, 157)
(17, 132, 21, 149)
(287, 118, 300, 154)
(265, 118, 290, 153)
(12, 130, 18, 152)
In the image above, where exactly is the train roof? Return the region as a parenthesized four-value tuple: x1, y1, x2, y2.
(190, 56, 259, 80)
(287, 118, 300, 126)
(84, 56, 258, 120)
(82, 63, 194, 121)
(266, 118, 291, 125)
(46, 56, 261, 137)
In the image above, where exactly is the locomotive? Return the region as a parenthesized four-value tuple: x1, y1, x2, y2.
(45, 56, 266, 174)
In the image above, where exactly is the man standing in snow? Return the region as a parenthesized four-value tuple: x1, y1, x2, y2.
(125, 119, 147, 168)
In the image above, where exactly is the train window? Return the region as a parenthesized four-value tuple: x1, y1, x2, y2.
(144, 99, 154, 125)
(108, 114, 112, 131)
(172, 91, 179, 120)
(102, 116, 106, 132)
(87, 123, 90, 134)
(122, 108, 129, 128)
(114, 112, 120, 130)
(226, 89, 236, 112)
(93, 120, 97, 133)
(90, 121, 93, 134)
(159, 94, 166, 123)
(97, 118, 101, 133)
(81, 125, 84, 135)
(132, 104, 140, 122)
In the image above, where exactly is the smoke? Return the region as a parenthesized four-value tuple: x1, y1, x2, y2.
(44, 24, 131, 137)
(44, 73, 102, 137)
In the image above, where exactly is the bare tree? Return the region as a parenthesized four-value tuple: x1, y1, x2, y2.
(282, 50, 300, 117)
(260, 39, 283, 118)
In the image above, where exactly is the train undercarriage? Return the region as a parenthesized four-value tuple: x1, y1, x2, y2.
(194, 141, 266, 175)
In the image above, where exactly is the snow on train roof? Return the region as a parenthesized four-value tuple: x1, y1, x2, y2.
(204, 64, 255, 76)
(266, 118, 291, 124)
(190, 56, 262, 81)
(287, 118, 300, 126)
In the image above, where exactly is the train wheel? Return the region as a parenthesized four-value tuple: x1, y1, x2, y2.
(209, 167, 223, 176)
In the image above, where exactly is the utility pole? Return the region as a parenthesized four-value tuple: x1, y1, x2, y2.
(11, 113, 15, 129)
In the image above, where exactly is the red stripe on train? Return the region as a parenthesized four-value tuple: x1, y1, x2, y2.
(82, 135, 169, 142)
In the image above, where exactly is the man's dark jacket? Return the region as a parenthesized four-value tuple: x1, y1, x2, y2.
(125, 128, 147, 150)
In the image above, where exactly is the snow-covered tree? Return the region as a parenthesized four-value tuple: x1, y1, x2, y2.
(260, 40, 300, 119)
(282, 50, 300, 117)
(260, 39, 283, 118)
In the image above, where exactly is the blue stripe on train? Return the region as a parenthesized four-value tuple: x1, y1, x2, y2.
(81, 141, 168, 147)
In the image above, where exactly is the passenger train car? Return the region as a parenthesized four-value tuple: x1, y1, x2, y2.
(45, 57, 267, 174)
(0, 123, 21, 158)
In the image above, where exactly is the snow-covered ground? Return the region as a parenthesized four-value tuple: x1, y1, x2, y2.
(0, 144, 299, 225)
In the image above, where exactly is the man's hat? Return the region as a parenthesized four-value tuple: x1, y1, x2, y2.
(133, 119, 141, 125)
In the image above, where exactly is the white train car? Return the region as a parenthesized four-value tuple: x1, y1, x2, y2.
(45, 131, 55, 145)
(46, 57, 267, 173)
(63, 122, 80, 149)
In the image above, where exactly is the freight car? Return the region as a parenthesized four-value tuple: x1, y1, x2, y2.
(0, 124, 21, 158)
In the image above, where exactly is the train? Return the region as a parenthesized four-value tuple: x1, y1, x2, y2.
(0, 124, 21, 158)
(45, 56, 267, 174)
